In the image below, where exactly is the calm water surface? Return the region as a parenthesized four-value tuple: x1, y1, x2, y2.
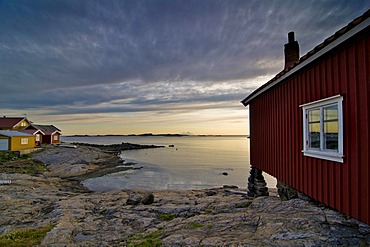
(62, 136, 276, 191)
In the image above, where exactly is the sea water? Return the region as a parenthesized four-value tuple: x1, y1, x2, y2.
(61, 135, 277, 191)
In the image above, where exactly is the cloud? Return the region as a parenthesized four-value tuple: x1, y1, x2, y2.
(1, 78, 260, 116)
(0, 0, 369, 133)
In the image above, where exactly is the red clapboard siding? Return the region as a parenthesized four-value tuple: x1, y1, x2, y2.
(249, 32, 370, 224)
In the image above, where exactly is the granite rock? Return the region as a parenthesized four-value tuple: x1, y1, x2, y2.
(0, 145, 369, 246)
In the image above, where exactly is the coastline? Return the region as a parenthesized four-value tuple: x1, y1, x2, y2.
(0, 143, 369, 246)
(62, 135, 268, 190)
(29, 142, 164, 192)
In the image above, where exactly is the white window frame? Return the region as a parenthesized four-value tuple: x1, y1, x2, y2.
(300, 95, 344, 163)
(53, 135, 58, 141)
(21, 138, 29, 145)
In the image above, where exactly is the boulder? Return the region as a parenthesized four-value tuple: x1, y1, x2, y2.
(223, 185, 238, 189)
(126, 194, 142, 205)
(142, 193, 154, 205)
(205, 191, 217, 196)
(277, 180, 298, 201)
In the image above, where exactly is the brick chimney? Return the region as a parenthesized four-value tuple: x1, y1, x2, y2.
(284, 32, 300, 70)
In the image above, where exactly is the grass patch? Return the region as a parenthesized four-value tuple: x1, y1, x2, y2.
(0, 159, 47, 175)
(0, 225, 54, 247)
(157, 213, 175, 221)
(0, 147, 47, 163)
(0, 152, 21, 163)
(125, 230, 163, 247)
(235, 201, 253, 208)
(202, 209, 213, 214)
(188, 222, 204, 229)
(0, 151, 46, 175)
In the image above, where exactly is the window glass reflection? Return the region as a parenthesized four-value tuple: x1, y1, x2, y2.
(324, 105, 338, 151)
(308, 109, 320, 149)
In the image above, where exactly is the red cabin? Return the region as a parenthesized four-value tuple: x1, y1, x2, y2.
(242, 10, 370, 225)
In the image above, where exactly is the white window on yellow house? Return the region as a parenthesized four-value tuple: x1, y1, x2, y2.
(21, 138, 29, 145)
(20, 121, 27, 127)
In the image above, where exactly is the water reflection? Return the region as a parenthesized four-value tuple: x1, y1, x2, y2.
(79, 136, 277, 192)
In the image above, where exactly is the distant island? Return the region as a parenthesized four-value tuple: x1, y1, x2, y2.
(65, 133, 249, 138)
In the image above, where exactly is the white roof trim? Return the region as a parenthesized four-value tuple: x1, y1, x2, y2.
(33, 129, 46, 135)
(299, 94, 342, 107)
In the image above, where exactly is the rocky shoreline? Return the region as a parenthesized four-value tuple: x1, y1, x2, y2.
(33, 142, 164, 182)
(0, 144, 369, 246)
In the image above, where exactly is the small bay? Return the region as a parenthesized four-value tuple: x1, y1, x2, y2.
(62, 135, 276, 191)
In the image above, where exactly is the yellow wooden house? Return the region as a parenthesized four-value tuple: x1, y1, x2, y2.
(0, 117, 31, 130)
(0, 130, 36, 151)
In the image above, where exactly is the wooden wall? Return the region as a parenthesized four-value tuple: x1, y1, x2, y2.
(249, 29, 370, 224)
(9, 136, 36, 151)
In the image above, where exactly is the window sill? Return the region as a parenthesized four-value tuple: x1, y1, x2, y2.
(302, 150, 344, 163)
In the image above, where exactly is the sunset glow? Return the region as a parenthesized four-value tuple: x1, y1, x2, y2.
(1, 1, 368, 135)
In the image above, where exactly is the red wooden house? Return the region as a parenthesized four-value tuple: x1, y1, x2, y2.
(20, 128, 45, 146)
(242, 10, 370, 225)
(25, 124, 61, 144)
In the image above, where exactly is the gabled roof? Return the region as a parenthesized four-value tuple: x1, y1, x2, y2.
(242, 9, 370, 106)
(0, 117, 29, 129)
(28, 124, 61, 135)
(0, 130, 33, 137)
(20, 129, 45, 135)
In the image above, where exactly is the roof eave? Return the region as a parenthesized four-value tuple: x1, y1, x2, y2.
(14, 117, 28, 127)
(35, 129, 46, 135)
(241, 13, 370, 106)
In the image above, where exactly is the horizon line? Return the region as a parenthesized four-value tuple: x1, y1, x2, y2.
(63, 133, 250, 137)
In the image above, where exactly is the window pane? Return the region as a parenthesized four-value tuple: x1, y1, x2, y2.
(21, 138, 28, 145)
(308, 109, 321, 148)
(324, 104, 338, 121)
(308, 109, 320, 123)
(324, 105, 338, 151)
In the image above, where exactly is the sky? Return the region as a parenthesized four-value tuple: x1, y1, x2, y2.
(1, 0, 369, 135)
